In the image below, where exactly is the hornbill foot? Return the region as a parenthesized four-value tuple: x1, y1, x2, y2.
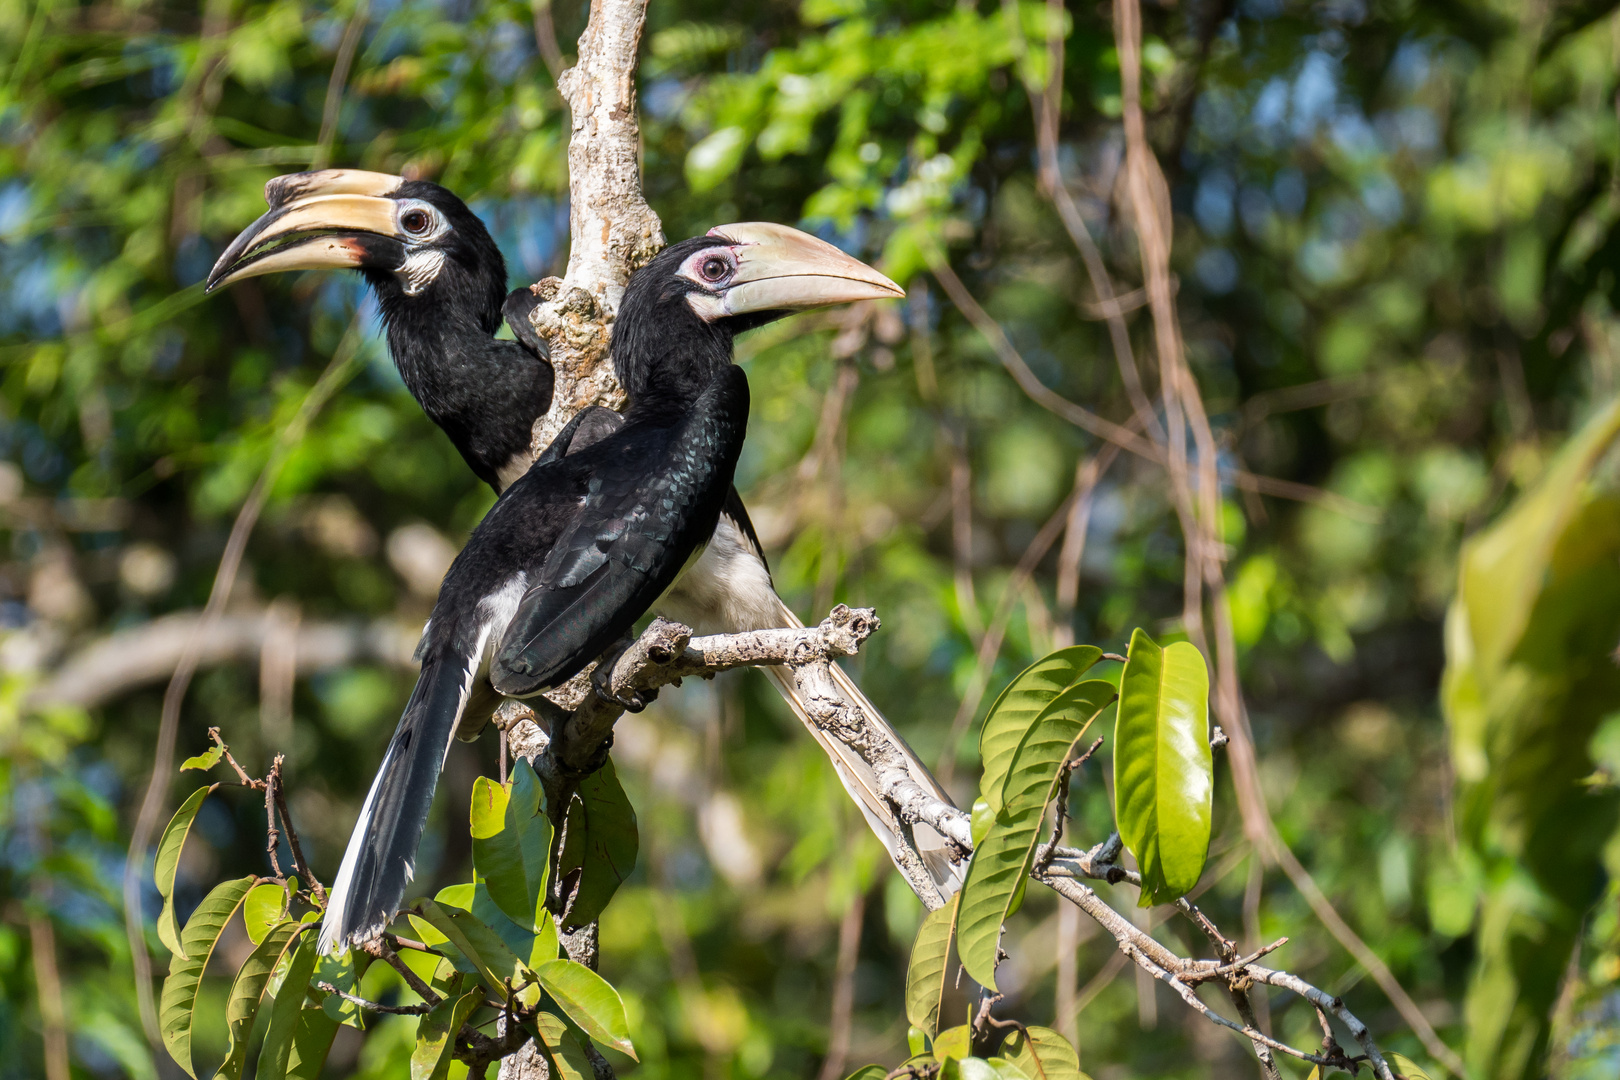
(502, 287, 551, 360)
(589, 640, 657, 712)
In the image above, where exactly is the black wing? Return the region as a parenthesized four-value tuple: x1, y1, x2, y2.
(490, 366, 750, 694)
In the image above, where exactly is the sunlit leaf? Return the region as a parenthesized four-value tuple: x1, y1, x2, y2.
(410, 988, 481, 1080)
(978, 647, 1103, 814)
(842, 1067, 889, 1080)
(217, 919, 298, 1080)
(154, 786, 214, 960)
(158, 874, 254, 1078)
(556, 760, 638, 928)
(905, 893, 958, 1036)
(1114, 630, 1212, 905)
(1388, 1053, 1434, 1080)
(535, 958, 637, 1059)
(959, 681, 1115, 988)
(242, 881, 288, 947)
(531, 1012, 596, 1080)
(180, 745, 224, 772)
(1000, 1026, 1085, 1080)
(416, 899, 527, 992)
(256, 931, 322, 1080)
(933, 1025, 971, 1062)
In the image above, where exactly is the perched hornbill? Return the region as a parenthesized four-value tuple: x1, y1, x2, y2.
(209, 171, 966, 953)
(206, 169, 550, 491)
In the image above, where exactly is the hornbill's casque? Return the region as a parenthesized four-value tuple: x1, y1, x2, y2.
(208, 171, 966, 953)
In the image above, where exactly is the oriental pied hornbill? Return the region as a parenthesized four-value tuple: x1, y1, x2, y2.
(208, 170, 966, 954)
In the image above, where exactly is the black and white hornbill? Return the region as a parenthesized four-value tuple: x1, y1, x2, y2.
(209, 171, 966, 953)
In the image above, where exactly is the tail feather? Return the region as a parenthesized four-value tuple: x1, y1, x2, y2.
(318, 650, 477, 954)
(764, 599, 967, 901)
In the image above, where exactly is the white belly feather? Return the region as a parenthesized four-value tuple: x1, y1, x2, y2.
(658, 513, 783, 634)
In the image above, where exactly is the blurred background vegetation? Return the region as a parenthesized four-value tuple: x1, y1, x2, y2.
(5, 0, 1620, 1076)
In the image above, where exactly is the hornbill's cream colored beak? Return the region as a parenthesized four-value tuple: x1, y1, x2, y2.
(205, 170, 407, 292)
(706, 222, 904, 314)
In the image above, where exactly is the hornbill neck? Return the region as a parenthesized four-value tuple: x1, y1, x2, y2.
(610, 295, 736, 415)
(373, 281, 547, 490)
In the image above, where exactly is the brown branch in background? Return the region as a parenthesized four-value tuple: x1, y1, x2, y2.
(910, 282, 939, 402)
(28, 905, 69, 1080)
(271, 755, 326, 903)
(122, 317, 364, 1049)
(259, 597, 300, 753)
(530, 0, 567, 82)
(948, 427, 984, 644)
(1054, 445, 1120, 648)
(312, 0, 370, 170)
(938, 451, 1119, 783)
(817, 886, 868, 1080)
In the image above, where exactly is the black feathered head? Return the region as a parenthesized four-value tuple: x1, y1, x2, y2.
(206, 170, 508, 334)
(613, 223, 903, 403)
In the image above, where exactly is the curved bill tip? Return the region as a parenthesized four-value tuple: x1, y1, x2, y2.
(708, 222, 905, 314)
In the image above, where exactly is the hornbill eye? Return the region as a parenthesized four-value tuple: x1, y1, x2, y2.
(401, 208, 433, 236)
(700, 255, 730, 282)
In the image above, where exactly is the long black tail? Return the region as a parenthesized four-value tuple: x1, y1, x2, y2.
(317, 649, 476, 954)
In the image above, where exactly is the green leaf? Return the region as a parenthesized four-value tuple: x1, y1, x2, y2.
(904, 893, 958, 1036)
(979, 647, 1103, 814)
(986, 1057, 1033, 1080)
(416, 899, 527, 992)
(154, 787, 214, 959)
(216, 919, 298, 1080)
(958, 1059, 1003, 1080)
(1000, 1026, 1085, 1080)
(908, 1026, 929, 1057)
(556, 760, 638, 928)
(159, 875, 255, 1078)
(842, 1068, 889, 1080)
(255, 930, 321, 1080)
(959, 681, 1116, 989)
(242, 882, 288, 946)
(471, 762, 553, 932)
(1388, 1053, 1433, 1080)
(933, 1025, 971, 1062)
(410, 988, 481, 1080)
(283, 1007, 341, 1080)
(180, 745, 224, 772)
(535, 958, 637, 1059)
(531, 1012, 596, 1080)
(1113, 630, 1213, 905)
(970, 799, 994, 846)
(315, 948, 369, 1029)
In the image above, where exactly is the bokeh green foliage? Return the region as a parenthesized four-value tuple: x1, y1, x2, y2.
(6, 0, 1620, 1075)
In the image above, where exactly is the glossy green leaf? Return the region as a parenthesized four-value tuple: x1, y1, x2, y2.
(933, 1025, 971, 1062)
(416, 899, 527, 992)
(159, 874, 255, 1078)
(970, 799, 994, 846)
(959, 681, 1116, 988)
(410, 988, 481, 1080)
(242, 881, 288, 946)
(1114, 629, 1213, 905)
(256, 931, 321, 1080)
(904, 893, 958, 1036)
(556, 760, 638, 928)
(154, 786, 214, 959)
(958, 1059, 1004, 1080)
(908, 1026, 929, 1057)
(535, 957, 637, 1059)
(216, 919, 298, 1080)
(978, 647, 1103, 814)
(532, 1012, 596, 1080)
(283, 1007, 341, 1080)
(471, 763, 552, 932)
(180, 745, 224, 772)
(1000, 1026, 1085, 1080)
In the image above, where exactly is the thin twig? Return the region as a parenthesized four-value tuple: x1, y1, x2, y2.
(317, 981, 434, 1015)
(313, 0, 369, 170)
(263, 764, 284, 879)
(271, 755, 325, 903)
